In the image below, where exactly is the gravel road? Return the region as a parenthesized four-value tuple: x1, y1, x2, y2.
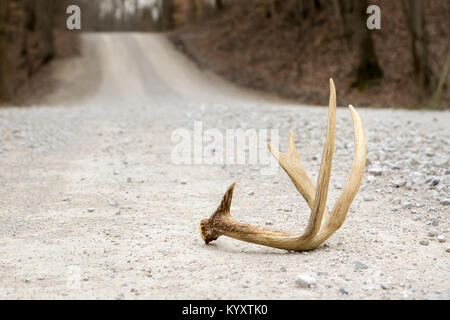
(0, 33, 448, 299)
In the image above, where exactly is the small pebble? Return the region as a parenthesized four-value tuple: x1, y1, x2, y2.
(437, 235, 445, 243)
(363, 196, 375, 202)
(409, 158, 420, 166)
(428, 230, 440, 237)
(368, 168, 383, 176)
(429, 178, 440, 187)
(180, 180, 187, 185)
(419, 240, 429, 246)
(391, 179, 406, 188)
(402, 201, 413, 209)
(355, 260, 369, 269)
(338, 287, 349, 295)
(115, 293, 124, 300)
(433, 158, 448, 168)
(87, 208, 95, 213)
(440, 199, 450, 206)
(380, 283, 392, 290)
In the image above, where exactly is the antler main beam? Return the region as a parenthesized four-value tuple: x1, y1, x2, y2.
(199, 79, 366, 251)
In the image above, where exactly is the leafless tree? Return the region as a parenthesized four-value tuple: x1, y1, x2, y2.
(402, 0, 434, 100)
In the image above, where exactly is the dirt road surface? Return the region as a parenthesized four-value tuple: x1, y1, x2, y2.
(0, 33, 449, 299)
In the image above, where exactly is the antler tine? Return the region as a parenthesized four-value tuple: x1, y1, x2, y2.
(268, 131, 317, 210)
(303, 79, 336, 238)
(325, 105, 366, 232)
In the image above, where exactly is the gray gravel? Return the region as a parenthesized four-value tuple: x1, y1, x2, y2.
(0, 33, 448, 300)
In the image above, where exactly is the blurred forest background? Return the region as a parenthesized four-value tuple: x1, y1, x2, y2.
(0, 0, 448, 108)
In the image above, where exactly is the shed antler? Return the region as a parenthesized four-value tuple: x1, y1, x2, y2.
(200, 79, 366, 251)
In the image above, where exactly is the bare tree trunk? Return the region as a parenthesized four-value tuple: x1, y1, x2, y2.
(195, 0, 206, 21)
(37, 0, 54, 62)
(403, 0, 434, 100)
(332, 0, 351, 50)
(0, 0, 10, 101)
(121, 0, 126, 30)
(309, 0, 316, 26)
(430, 50, 450, 108)
(160, 0, 174, 30)
(352, 0, 383, 89)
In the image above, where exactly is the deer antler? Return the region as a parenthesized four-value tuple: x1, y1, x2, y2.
(199, 79, 366, 251)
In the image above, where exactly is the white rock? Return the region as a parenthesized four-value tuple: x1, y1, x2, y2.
(295, 274, 317, 288)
